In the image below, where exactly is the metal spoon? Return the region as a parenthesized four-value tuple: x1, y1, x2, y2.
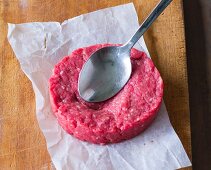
(78, 0, 172, 102)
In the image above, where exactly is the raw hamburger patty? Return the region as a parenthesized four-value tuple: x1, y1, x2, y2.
(49, 44, 164, 144)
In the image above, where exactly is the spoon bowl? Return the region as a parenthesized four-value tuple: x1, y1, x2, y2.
(78, 46, 131, 102)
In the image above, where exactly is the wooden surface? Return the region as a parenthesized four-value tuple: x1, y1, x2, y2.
(0, 0, 191, 169)
(183, 0, 211, 169)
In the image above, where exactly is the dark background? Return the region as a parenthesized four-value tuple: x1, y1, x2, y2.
(183, 0, 211, 169)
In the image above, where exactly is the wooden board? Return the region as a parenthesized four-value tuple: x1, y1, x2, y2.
(0, 0, 191, 169)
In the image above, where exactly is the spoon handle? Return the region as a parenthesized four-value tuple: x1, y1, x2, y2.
(123, 0, 172, 50)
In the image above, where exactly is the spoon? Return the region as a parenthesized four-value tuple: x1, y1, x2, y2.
(78, 0, 172, 102)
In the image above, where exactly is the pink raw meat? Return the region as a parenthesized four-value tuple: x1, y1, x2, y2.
(49, 44, 164, 144)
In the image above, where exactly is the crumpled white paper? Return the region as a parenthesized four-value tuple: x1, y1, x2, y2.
(8, 3, 191, 170)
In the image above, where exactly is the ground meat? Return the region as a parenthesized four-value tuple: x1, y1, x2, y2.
(49, 44, 164, 144)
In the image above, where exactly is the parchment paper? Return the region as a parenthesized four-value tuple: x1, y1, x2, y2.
(8, 3, 191, 170)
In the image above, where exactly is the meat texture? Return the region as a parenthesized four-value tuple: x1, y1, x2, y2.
(49, 44, 164, 144)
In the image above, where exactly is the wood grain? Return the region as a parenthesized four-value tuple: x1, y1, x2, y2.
(0, 0, 191, 169)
